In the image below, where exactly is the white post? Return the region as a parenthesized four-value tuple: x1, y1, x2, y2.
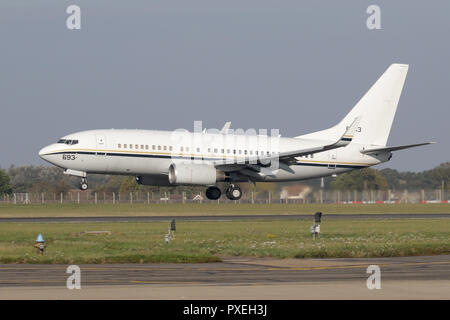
(95, 192, 97, 205)
(14, 193, 16, 205)
(77, 192, 80, 204)
(147, 192, 150, 204)
(60, 192, 63, 204)
(130, 192, 133, 205)
(113, 192, 115, 204)
(41, 193, 44, 204)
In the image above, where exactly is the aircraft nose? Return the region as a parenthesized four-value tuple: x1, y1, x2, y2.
(38, 145, 52, 159)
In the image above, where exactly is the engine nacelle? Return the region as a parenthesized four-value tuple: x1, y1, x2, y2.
(168, 163, 223, 185)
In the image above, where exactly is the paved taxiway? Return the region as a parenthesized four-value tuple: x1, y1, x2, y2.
(1, 255, 449, 299)
(1, 213, 449, 223)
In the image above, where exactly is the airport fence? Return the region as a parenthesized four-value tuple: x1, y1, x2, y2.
(0, 189, 448, 205)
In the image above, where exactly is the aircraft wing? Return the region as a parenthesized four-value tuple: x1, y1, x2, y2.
(215, 117, 361, 174)
(360, 142, 435, 155)
(276, 116, 361, 162)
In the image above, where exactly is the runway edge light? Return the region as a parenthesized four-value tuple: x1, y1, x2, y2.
(310, 212, 322, 239)
(35, 234, 46, 255)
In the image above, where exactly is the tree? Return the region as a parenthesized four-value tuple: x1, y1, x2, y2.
(429, 162, 450, 191)
(0, 169, 12, 195)
(330, 168, 388, 191)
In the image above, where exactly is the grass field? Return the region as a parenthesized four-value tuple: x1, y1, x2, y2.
(0, 218, 449, 263)
(0, 203, 448, 217)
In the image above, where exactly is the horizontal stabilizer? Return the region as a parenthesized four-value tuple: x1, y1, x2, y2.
(360, 142, 435, 155)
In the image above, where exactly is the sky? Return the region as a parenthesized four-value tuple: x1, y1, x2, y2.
(0, 1, 448, 171)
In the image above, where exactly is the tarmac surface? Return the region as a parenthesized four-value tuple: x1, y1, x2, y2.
(1, 213, 449, 223)
(1, 255, 449, 299)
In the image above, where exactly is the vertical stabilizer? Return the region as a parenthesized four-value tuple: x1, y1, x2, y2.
(299, 64, 409, 146)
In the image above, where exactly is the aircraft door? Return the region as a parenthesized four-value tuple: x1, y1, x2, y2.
(94, 134, 110, 172)
(328, 149, 337, 169)
(95, 134, 106, 156)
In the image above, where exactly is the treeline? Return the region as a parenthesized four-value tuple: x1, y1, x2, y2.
(0, 162, 448, 196)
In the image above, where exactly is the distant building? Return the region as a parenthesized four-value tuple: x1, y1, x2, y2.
(193, 194, 204, 202)
(280, 185, 311, 203)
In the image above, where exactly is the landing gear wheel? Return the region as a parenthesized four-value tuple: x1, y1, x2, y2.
(225, 184, 242, 201)
(205, 186, 222, 200)
(79, 178, 88, 191)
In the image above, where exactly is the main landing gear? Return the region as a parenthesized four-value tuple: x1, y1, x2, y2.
(225, 184, 242, 201)
(79, 178, 88, 191)
(205, 184, 242, 201)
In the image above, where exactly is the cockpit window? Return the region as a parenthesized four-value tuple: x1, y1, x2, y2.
(57, 139, 79, 145)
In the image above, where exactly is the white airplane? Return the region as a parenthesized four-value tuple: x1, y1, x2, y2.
(39, 64, 433, 200)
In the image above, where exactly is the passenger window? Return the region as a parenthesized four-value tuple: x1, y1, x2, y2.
(181, 146, 184, 152)
(141, 145, 144, 149)
(152, 145, 155, 150)
(158, 145, 161, 150)
(130, 144, 133, 149)
(186, 147, 189, 152)
(124, 144, 127, 148)
(163, 146, 167, 151)
(233, 150, 236, 154)
(244, 150, 248, 155)
(196, 147, 200, 152)
(118, 144, 121, 148)
(208, 148, 211, 153)
(214, 148, 218, 153)
(169, 146, 173, 151)
(135, 144, 138, 149)
(239, 150, 242, 154)
(145, 145, 149, 150)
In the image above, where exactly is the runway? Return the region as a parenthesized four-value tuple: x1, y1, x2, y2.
(1, 255, 449, 299)
(1, 213, 449, 223)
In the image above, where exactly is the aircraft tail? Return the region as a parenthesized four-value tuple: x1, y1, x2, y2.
(299, 64, 409, 146)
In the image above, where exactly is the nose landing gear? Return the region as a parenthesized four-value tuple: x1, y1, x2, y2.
(79, 178, 88, 191)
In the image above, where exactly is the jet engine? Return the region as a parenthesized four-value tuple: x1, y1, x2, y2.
(168, 163, 224, 185)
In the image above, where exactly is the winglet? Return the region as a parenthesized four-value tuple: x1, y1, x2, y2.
(341, 116, 362, 142)
(325, 116, 361, 149)
(221, 122, 231, 134)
